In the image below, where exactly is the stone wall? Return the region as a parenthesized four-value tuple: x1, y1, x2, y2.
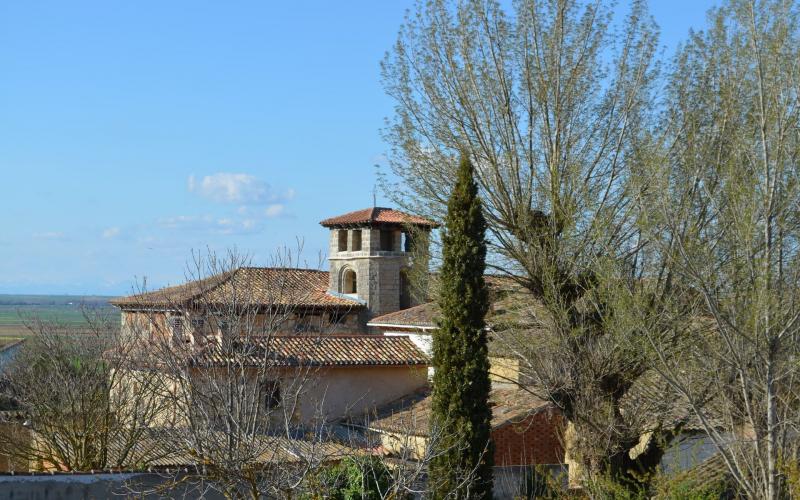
(0, 472, 226, 499)
(327, 226, 410, 326)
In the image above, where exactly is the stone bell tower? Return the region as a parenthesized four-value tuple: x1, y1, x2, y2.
(320, 207, 438, 325)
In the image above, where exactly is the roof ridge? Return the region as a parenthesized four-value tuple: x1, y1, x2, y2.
(320, 207, 438, 228)
(239, 266, 327, 273)
(180, 268, 238, 305)
(272, 334, 414, 340)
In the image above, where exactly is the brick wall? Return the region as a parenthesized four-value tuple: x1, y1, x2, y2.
(492, 407, 565, 466)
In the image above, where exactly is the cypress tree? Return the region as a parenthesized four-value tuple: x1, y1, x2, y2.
(429, 153, 493, 499)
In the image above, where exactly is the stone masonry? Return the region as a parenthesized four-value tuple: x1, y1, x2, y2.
(328, 226, 406, 326)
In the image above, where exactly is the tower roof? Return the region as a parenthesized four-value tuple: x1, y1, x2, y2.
(319, 207, 438, 228)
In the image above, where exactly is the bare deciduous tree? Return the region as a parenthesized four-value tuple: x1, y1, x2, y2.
(381, 0, 682, 490)
(0, 311, 169, 471)
(638, 0, 800, 497)
(117, 248, 366, 499)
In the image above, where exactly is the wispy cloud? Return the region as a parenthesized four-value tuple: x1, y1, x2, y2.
(158, 215, 208, 230)
(264, 204, 285, 218)
(188, 172, 294, 205)
(147, 173, 296, 239)
(102, 227, 121, 239)
(33, 231, 65, 240)
(157, 215, 260, 235)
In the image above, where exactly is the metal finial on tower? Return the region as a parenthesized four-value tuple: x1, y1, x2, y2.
(372, 185, 377, 207)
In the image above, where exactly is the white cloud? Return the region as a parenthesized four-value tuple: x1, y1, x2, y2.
(187, 172, 295, 205)
(33, 231, 65, 240)
(158, 215, 203, 229)
(187, 173, 266, 204)
(102, 227, 120, 239)
(157, 214, 261, 235)
(265, 204, 285, 218)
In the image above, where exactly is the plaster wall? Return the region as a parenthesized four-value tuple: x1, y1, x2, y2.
(288, 365, 429, 425)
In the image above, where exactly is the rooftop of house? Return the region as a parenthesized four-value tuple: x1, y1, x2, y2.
(366, 302, 439, 330)
(111, 267, 364, 310)
(653, 452, 732, 498)
(189, 335, 430, 368)
(319, 207, 439, 228)
(117, 430, 363, 469)
(357, 386, 553, 437)
(367, 275, 539, 334)
(1, 428, 364, 473)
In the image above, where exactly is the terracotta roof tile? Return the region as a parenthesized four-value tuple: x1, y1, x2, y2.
(320, 207, 438, 228)
(101, 429, 363, 469)
(361, 386, 552, 436)
(192, 335, 430, 367)
(367, 275, 531, 330)
(111, 267, 363, 309)
(367, 302, 438, 329)
(654, 453, 733, 498)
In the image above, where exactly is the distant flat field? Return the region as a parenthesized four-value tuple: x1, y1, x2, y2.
(0, 295, 120, 337)
(0, 325, 29, 338)
(0, 336, 23, 348)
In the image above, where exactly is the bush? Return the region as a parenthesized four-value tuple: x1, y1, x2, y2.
(308, 456, 395, 500)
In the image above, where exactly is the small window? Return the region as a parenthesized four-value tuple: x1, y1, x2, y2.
(400, 270, 411, 309)
(351, 230, 362, 251)
(342, 269, 357, 294)
(191, 318, 205, 330)
(329, 310, 346, 325)
(263, 381, 281, 410)
(403, 232, 413, 252)
(294, 316, 320, 333)
(380, 230, 394, 251)
(170, 316, 184, 343)
(338, 230, 348, 252)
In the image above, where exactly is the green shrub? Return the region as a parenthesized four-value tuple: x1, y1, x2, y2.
(307, 456, 394, 500)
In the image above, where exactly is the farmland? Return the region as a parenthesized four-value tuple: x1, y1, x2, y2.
(0, 294, 120, 339)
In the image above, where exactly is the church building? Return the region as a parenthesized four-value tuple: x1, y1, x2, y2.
(112, 207, 438, 340)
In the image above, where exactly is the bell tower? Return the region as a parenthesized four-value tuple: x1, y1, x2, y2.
(320, 207, 437, 325)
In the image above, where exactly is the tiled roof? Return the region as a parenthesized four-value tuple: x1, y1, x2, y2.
(367, 275, 534, 330)
(0, 410, 26, 422)
(320, 207, 439, 228)
(102, 429, 362, 469)
(111, 267, 363, 309)
(367, 302, 438, 329)
(653, 453, 733, 498)
(191, 335, 430, 367)
(361, 386, 552, 437)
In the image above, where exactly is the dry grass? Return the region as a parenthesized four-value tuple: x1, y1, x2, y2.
(0, 337, 24, 351)
(0, 326, 30, 339)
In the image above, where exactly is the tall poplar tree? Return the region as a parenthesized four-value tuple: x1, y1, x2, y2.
(638, 1, 800, 497)
(382, 1, 680, 491)
(429, 153, 492, 499)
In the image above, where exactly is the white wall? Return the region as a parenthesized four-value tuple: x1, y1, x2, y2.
(383, 331, 433, 356)
(383, 331, 433, 378)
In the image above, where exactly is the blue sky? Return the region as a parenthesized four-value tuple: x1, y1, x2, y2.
(0, 0, 717, 296)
